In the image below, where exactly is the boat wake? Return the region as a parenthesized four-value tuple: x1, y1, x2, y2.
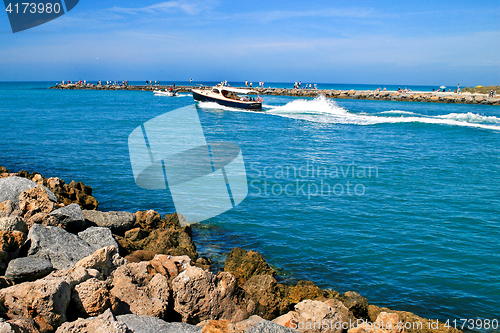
(196, 101, 259, 113)
(266, 96, 500, 131)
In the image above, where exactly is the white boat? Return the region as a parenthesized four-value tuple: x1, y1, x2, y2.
(154, 89, 178, 97)
(192, 85, 262, 110)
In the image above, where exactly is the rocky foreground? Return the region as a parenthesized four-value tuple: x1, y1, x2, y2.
(0, 166, 463, 333)
(50, 84, 500, 106)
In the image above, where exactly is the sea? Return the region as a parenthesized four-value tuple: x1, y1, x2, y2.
(1, 81, 499, 329)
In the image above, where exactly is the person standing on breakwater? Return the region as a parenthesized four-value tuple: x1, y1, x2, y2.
(457, 84, 461, 94)
(245, 80, 248, 87)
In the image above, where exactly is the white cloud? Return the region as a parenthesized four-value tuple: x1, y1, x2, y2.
(110, 0, 213, 16)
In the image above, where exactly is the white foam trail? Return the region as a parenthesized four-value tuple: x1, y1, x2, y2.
(379, 110, 419, 115)
(196, 101, 257, 113)
(265, 96, 500, 131)
(436, 112, 500, 123)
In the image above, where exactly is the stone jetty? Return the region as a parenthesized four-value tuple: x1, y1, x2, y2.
(0, 166, 463, 332)
(50, 83, 500, 106)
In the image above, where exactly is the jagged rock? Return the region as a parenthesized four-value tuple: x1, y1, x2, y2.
(0, 216, 28, 233)
(0, 230, 26, 252)
(83, 210, 135, 234)
(224, 247, 274, 286)
(78, 227, 119, 251)
(56, 309, 128, 333)
(110, 262, 170, 318)
(242, 274, 291, 320)
(287, 280, 336, 304)
(341, 291, 369, 320)
(247, 321, 300, 333)
(125, 250, 158, 262)
(45, 266, 95, 288)
(4, 257, 53, 282)
(117, 227, 198, 261)
(0, 276, 71, 332)
(149, 254, 191, 280)
(27, 224, 95, 269)
(124, 227, 149, 242)
(0, 230, 26, 274)
(49, 203, 86, 232)
(47, 178, 99, 211)
(0, 176, 57, 206)
(26, 212, 55, 228)
(19, 186, 59, 218)
(172, 266, 249, 324)
(0, 200, 15, 218)
(349, 311, 403, 333)
(0, 318, 40, 333)
(75, 246, 125, 277)
(134, 210, 162, 230)
(200, 319, 236, 333)
(117, 314, 202, 332)
(290, 299, 352, 333)
(72, 278, 113, 317)
(367, 305, 462, 333)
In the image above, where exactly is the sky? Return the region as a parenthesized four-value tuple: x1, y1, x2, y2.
(0, 0, 499, 86)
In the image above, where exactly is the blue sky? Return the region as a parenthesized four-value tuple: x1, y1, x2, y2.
(0, 0, 499, 85)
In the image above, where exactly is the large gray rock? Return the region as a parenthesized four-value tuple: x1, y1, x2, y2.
(0, 176, 57, 206)
(117, 314, 201, 333)
(27, 224, 117, 270)
(78, 227, 119, 251)
(83, 210, 136, 234)
(0, 216, 28, 233)
(248, 321, 300, 333)
(49, 203, 86, 232)
(4, 256, 53, 282)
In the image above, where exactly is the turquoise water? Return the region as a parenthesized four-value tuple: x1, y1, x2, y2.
(1, 82, 499, 325)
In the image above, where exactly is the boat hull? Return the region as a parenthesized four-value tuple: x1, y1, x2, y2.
(193, 90, 262, 110)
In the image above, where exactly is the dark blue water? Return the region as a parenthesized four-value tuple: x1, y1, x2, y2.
(1, 82, 499, 324)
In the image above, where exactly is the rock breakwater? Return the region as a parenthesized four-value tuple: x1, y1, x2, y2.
(0, 166, 463, 333)
(50, 84, 500, 106)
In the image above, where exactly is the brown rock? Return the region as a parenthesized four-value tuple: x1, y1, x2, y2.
(134, 210, 162, 230)
(366, 305, 462, 333)
(241, 274, 291, 320)
(72, 278, 113, 317)
(110, 262, 170, 318)
(149, 254, 192, 279)
(0, 317, 40, 333)
(201, 319, 236, 333)
(120, 227, 198, 261)
(341, 291, 369, 320)
(224, 248, 275, 286)
(75, 246, 125, 277)
(124, 227, 149, 242)
(0, 230, 26, 252)
(0, 200, 15, 218)
(18, 186, 57, 217)
(0, 277, 71, 332)
(26, 212, 59, 228)
(124, 249, 158, 263)
(292, 299, 352, 333)
(349, 311, 404, 333)
(172, 266, 249, 324)
(288, 280, 334, 304)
